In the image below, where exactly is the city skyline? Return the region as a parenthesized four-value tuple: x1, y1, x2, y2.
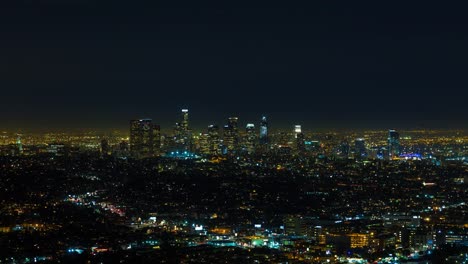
(1, 106, 468, 133)
(1, 2, 467, 263)
(2, 116, 468, 134)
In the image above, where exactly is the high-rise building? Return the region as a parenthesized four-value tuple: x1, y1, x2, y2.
(294, 125, 305, 153)
(294, 125, 302, 138)
(223, 117, 239, 154)
(174, 109, 192, 151)
(244, 123, 256, 155)
(354, 138, 367, 159)
(181, 109, 189, 131)
(130, 119, 159, 158)
(208, 125, 221, 156)
(388, 129, 400, 159)
(259, 116, 269, 145)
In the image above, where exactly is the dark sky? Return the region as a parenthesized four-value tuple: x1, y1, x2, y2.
(0, 1, 467, 132)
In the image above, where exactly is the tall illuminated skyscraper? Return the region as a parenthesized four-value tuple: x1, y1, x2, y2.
(181, 109, 189, 131)
(294, 125, 302, 139)
(208, 124, 220, 156)
(130, 119, 159, 158)
(259, 116, 269, 145)
(174, 109, 192, 151)
(388, 129, 400, 159)
(245, 123, 256, 154)
(339, 140, 350, 159)
(223, 117, 239, 154)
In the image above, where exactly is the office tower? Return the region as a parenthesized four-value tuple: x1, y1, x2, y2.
(130, 119, 159, 158)
(245, 123, 256, 154)
(283, 215, 307, 236)
(174, 109, 192, 151)
(388, 129, 400, 159)
(294, 125, 302, 138)
(293, 125, 304, 153)
(181, 109, 189, 131)
(223, 117, 239, 154)
(354, 138, 367, 159)
(208, 125, 220, 156)
(259, 116, 269, 145)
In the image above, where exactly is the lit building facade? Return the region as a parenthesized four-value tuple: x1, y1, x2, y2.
(208, 125, 221, 156)
(223, 117, 239, 154)
(130, 119, 160, 158)
(259, 116, 269, 146)
(174, 109, 192, 151)
(294, 125, 302, 138)
(244, 123, 256, 155)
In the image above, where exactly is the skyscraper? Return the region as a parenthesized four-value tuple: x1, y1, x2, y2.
(354, 138, 367, 159)
(294, 125, 302, 139)
(174, 109, 192, 151)
(181, 109, 189, 131)
(259, 116, 269, 145)
(388, 129, 400, 159)
(244, 123, 256, 155)
(130, 119, 159, 158)
(208, 125, 221, 156)
(223, 117, 239, 154)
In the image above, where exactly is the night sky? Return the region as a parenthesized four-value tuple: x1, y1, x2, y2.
(1, 1, 467, 132)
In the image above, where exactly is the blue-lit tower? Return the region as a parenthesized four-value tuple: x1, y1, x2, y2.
(259, 116, 269, 145)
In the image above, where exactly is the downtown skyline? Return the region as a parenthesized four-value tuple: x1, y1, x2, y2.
(1, 108, 467, 134)
(1, 2, 467, 262)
